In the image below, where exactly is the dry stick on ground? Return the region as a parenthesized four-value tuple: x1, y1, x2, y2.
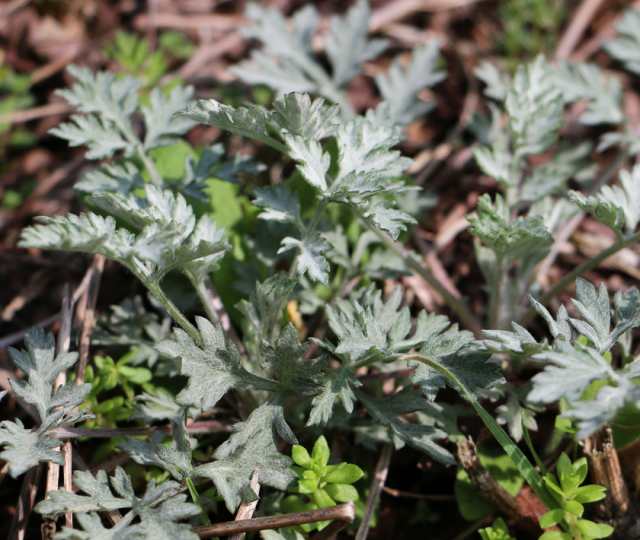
(555, 0, 606, 60)
(355, 444, 393, 540)
(9, 465, 43, 540)
(194, 503, 355, 538)
(52, 420, 231, 440)
(456, 437, 547, 535)
(0, 102, 72, 127)
(229, 471, 260, 540)
(42, 286, 74, 538)
(74, 255, 105, 383)
(583, 428, 639, 537)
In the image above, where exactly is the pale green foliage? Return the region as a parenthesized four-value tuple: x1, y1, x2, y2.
(570, 164, 640, 235)
(35, 467, 199, 540)
(183, 92, 414, 283)
(119, 419, 194, 481)
(195, 403, 295, 512)
(20, 185, 228, 284)
(605, 8, 640, 76)
(468, 194, 552, 262)
(235, 0, 443, 125)
(0, 329, 91, 477)
(157, 316, 260, 411)
(485, 279, 640, 438)
(51, 65, 194, 159)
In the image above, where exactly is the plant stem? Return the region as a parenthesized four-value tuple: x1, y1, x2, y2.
(186, 477, 211, 526)
(401, 352, 556, 510)
(523, 230, 640, 325)
(358, 212, 483, 335)
(488, 256, 505, 330)
(523, 424, 546, 474)
(142, 278, 202, 345)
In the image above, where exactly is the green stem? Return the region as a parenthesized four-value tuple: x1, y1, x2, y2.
(358, 212, 483, 336)
(488, 256, 505, 330)
(401, 352, 556, 510)
(136, 145, 163, 186)
(143, 277, 201, 345)
(186, 477, 211, 526)
(522, 424, 545, 474)
(523, 230, 640, 325)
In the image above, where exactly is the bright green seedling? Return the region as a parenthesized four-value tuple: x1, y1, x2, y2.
(538, 453, 613, 540)
(479, 518, 516, 540)
(83, 353, 153, 427)
(283, 435, 364, 532)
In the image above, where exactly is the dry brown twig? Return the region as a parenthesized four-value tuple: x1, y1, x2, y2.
(42, 285, 74, 538)
(355, 444, 392, 540)
(229, 471, 260, 540)
(194, 502, 355, 538)
(9, 465, 43, 540)
(554, 0, 606, 60)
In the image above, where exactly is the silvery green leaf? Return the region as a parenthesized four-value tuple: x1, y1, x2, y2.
(412, 351, 504, 402)
(468, 194, 553, 262)
(307, 367, 360, 426)
(50, 115, 130, 159)
(614, 287, 640, 356)
(0, 419, 62, 478)
(261, 530, 305, 540)
(375, 41, 445, 126)
(36, 468, 132, 515)
(569, 165, 640, 234)
(1, 329, 91, 478)
(121, 518, 199, 540)
(232, 4, 318, 94)
(254, 185, 301, 224)
(495, 391, 538, 443)
(142, 86, 196, 149)
(528, 342, 615, 404)
(521, 143, 592, 202)
(285, 135, 330, 192)
(363, 202, 415, 240)
(473, 141, 513, 186)
(604, 8, 640, 76)
(237, 274, 297, 363)
(567, 383, 640, 439)
(56, 65, 139, 120)
(529, 296, 572, 341)
(23, 185, 228, 282)
(19, 213, 135, 262)
(271, 93, 340, 139)
(55, 513, 119, 540)
(553, 62, 623, 125)
(194, 403, 295, 512)
(475, 61, 511, 101)
(157, 316, 261, 411)
(75, 162, 143, 195)
(133, 389, 184, 422)
(327, 0, 388, 86)
(505, 55, 562, 156)
(482, 323, 546, 356)
(279, 235, 330, 284)
(180, 99, 280, 150)
(36, 467, 199, 535)
(569, 278, 611, 352)
(120, 419, 193, 481)
(356, 388, 454, 464)
(52, 65, 139, 159)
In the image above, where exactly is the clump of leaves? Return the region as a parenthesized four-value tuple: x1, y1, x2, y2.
(479, 518, 516, 540)
(284, 435, 364, 532)
(0, 329, 91, 477)
(538, 454, 613, 540)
